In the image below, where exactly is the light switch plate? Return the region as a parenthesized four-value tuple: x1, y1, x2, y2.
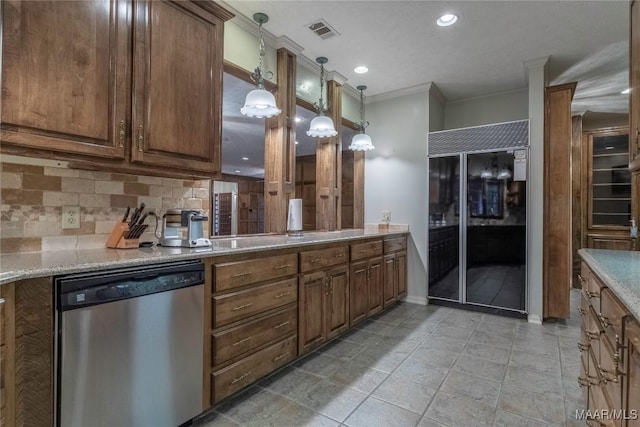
(381, 211, 391, 224)
(62, 206, 81, 229)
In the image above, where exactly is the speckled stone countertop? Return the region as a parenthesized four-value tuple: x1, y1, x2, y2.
(0, 226, 408, 286)
(579, 248, 640, 319)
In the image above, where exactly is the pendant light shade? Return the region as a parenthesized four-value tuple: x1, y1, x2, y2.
(241, 89, 280, 118)
(307, 57, 337, 138)
(240, 13, 281, 119)
(349, 85, 374, 151)
(307, 115, 337, 137)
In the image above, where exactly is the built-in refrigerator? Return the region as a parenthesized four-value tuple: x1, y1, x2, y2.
(427, 120, 529, 314)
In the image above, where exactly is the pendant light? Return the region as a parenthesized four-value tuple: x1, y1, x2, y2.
(240, 13, 281, 118)
(349, 85, 375, 151)
(307, 57, 338, 138)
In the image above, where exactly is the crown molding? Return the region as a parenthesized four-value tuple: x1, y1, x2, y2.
(276, 36, 304, 55)
(326, 71, 348, 86)
(428, 82, 447, 105)
(220, 1, 278, 46)
(367, 83, 430, 104)
(523, 56, 550, 84)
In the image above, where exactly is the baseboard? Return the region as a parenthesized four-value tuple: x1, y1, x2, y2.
(527, 314, 542, 325)
(404, 295, 428, 306)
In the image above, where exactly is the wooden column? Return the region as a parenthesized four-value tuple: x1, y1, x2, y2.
(543, 82, 577, 319)
(353, 150, 365, 228)
(571, 115, 583, 288)
(316, 79, 343, 231)
(264, 48, 297, 234)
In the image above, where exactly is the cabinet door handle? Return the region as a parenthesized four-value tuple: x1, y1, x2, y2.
(272, 352, 289, 363)
(334, 253, 345, 258)
(118, 120, 125, 148)
(310, 258, 324, 264)
(137, 125, 144, 152)
(273, 292, 291, 300)
(231, 302, 253, 312)
(232, 272, 253, 279)
(274, 320, 290, 329)
(231, 372, 251, 384)
(273, 264, 292, 270)
(232, 336, 252, 346)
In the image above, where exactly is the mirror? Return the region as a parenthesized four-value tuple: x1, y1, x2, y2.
(341, 122, 358, 229)
(213, 71, 266, 236)
(294, 102, 317, 231)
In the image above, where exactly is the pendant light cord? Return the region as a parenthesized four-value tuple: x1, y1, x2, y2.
(358, 88, 369, 133)
(252, 21, 268, 90)
(317, 62, 327, 115)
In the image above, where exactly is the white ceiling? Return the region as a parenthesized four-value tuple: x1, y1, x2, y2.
(220, 0, 630, 178)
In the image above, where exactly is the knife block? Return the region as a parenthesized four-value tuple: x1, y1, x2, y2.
(106, 222, 140, 249)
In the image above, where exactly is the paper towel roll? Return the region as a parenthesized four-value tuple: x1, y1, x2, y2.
(288, 199, 303, 232)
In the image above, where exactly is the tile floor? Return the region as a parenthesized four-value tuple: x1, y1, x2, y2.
(196, 290, 584, 427)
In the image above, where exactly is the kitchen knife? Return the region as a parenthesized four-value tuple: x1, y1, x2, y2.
(128, 207, 140, 227)
(137, 212, 149, 225)
(122, 206, 130, 223)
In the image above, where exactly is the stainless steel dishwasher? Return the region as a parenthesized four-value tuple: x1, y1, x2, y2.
(55, 260, 204, 427)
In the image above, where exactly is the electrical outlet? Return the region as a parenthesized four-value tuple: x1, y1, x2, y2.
(62, 206, 81, 229)
(381, 211, 391, 224)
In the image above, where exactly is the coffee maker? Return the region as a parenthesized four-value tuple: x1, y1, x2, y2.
(160, 209, 212, 248)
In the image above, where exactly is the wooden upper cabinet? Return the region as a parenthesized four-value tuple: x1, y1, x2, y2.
(1, 0, 130, 159)
(131, 0, 226, 174)
(630, 0, 640, 170)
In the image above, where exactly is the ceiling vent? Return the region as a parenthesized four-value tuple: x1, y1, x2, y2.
(307, 19, 339, 40)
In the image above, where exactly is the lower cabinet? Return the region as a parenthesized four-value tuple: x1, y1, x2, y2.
(625, 318, 640, 427)
(299, 264, 350, 355)
(350, 257, 383, 327)
(383, 236, 408, 306)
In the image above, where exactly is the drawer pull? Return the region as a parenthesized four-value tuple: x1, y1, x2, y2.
(578, 342, 590, 352)
(586, 290, 598, 299)
(232, 272, 253, 279)
(599, 313, 611, 328)
(585, 330, 601, 340)
(577, 307, 586, 316)
(274, 292, 291, 300)
(272, 352, 289, 363)
(274, 264, 292, 270)
(310, 258, 324, 264)
(232, 336, 253, 347)
(231, 372, 251, 384)
(232, 303, 253, 312)
(358, 249, 368, 254)
(274, 321, 290, 329)
(577, 376, 591, 388)
(334, 253, 345, 258)
(578, 274, 585, 283)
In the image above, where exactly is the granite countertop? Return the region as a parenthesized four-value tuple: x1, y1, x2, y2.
(579, 248, 640, 319)
(0, 226, 408, 286)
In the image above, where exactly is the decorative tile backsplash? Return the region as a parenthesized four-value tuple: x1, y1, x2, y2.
(0, 161, 210, 253)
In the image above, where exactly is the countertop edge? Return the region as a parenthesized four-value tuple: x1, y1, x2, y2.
(579, 248, 640, 320)
(0, 230, 408, 286)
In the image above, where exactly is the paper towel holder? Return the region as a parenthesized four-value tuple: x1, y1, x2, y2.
(287, 198, 303, 237)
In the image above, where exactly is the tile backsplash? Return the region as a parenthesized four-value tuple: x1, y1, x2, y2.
(0, 160, 210, 253)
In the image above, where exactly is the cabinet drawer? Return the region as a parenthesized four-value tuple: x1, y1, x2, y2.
(214, 254, 298, 292)
(212, 306, 297, 366)
(213, 278, 297, 328)
(585, 270, 605, 311)
(211, 335, 296, 403)
(384, 236, 407, 254)
(579, 328, 591, 370)
(351, 240, 382, 261)
(598, 334, 623, 417)
(600, 288, 628, 343)
(586, 305, 605, 364)
(299, 246, 348, 273)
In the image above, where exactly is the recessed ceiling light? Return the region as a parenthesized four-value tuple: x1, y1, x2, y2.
(234, 170, 241, 173)
(622, 88, 631, 94)
(354, 66, 369, 74)
(437, 13, 458, 27)
(242, 156, 249, 161)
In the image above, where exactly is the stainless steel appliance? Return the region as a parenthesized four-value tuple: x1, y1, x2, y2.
(56, 261, 204, 427)
(160, 209, 212, 248)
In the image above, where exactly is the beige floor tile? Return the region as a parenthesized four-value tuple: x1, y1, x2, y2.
(464, 341, 512, 364)
(344, 397, 421, 427)
(295, 352, 344, 378)
(216, 388, 294, 427)
(425, 390, 496, 427)
(372, 375, 437, 415)
(492, 410, 559, 427)
(328, 361, 388, 394)
(408, 346, 461, 369)
(260, 402, 340, 427)
(293, 380, 367, 422)
(509, 350, 561, 377)
(440, 370, 502, 407)
(452, 354, 508, 382)
(320, 339, 367, 361)
(259, 367, 323, 399)
(497, 385, 566, 426)
(504, 366, 564, 397)
(392, 357, 449, 389)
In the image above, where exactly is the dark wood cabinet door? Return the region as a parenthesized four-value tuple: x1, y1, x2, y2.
(298, 271, 326, 355)
(132, 0, 223, 174)
(383, 254, 397, 307)
(326, 265, 349, 340)
(368, 258, 384, 316)
(396, 252, 407, 298)
(1, 0, 130, 159)
(349, 261, 368, 327)
(631, 0, 640, 168)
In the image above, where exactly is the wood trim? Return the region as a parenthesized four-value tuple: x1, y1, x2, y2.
(571, 116, 583, 288)
(341, 117, 360, 131)
(543, 82, 576, 319)
(1, 283, 16, 427)
(296, 97, 316, 113)
(353, 151, 365, 228)
(193, 0, 235, 21)
(223, 61, 277, 92)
